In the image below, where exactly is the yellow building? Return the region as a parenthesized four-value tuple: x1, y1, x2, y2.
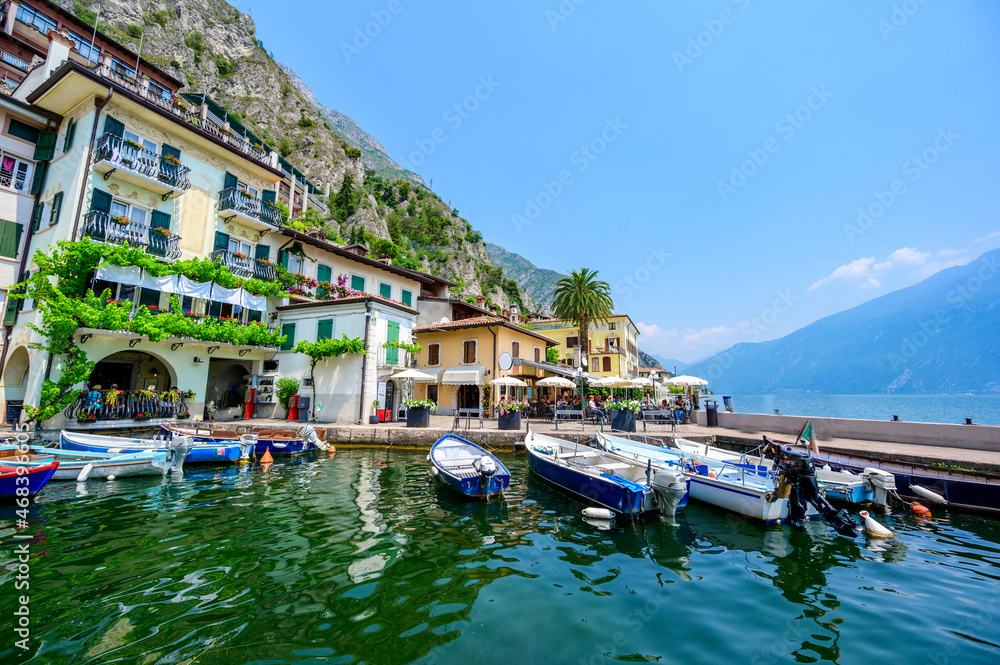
(527, 314, 640, 378)
(412, 309, 558, 415)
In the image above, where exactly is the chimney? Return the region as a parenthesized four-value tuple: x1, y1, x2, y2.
(510, 304, 520, 323)
(475, 296, 486, 305)
(377, 256, 392, 265)
(344, 243, 368, 258)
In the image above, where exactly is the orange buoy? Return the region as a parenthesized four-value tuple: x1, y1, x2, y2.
(708, 471, 716, 479)
(260, 449, 273, 465)
(911, 502, 931, 518)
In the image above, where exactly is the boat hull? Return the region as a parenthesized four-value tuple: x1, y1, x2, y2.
(160, 425, 317, 456)
(0, 461, 59, 498)
(60, 432, 243, 464)
(429, 434, 510, 499)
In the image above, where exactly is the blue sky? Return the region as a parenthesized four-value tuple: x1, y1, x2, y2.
(243, 0, 1000, 363)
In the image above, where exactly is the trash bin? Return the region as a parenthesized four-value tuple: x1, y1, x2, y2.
(722, 395, 733, 413)
(705, 400, 719, 427)
(287, 395, 299, 421)
(297, 396, 310, 422)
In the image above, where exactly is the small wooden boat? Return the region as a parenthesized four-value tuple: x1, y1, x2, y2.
(60, 431, 251, 464)
(525, 430, 689, 520)
(160, 423, 328, 455)
(428, 434, 510, 499)
(0, 442, 186, 480)
(0, 460, 59, 498)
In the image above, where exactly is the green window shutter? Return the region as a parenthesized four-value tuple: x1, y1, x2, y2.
(161, 144, 180, 160)
(224, 171, 238, 190)
(103, 115, 124, 138)
(351, 275, 365, 292)
(91, 188, 112, 214)
(401, 289, 412, 307)
(3, 294, 18, 327)
(254, 244, 270, 260)
(279, 249, 289, 269)
(213, 232, 229, 252)
(379, 283, 391, 300)
(29, 163, 46, 196)
(63, 118, 75, 152)
(261, 189, 276, 204)
(30, 203, 44, 232)
(317, 264, 331, 283)
(32, 131, 56, 161)
(151, 210, 170, 229)
(0, 220, 22, 259)
(317, 319, 333, 341)
(280, 323, 296, 350)
(49, 192, 63, 225)
(139, 289, 160, 308)
(208, 301, 222, 318)
(386, 320, 399, 365)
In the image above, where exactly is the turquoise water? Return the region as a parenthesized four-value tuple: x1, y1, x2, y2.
(3, 448, 1000, 664)
(726, 394, 1000, 426)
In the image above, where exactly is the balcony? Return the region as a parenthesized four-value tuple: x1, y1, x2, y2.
(377, 347, 416, 369)
(93, 133, 191, 199)
(216, 187, 281, 231)
(210, 249, 276, 281)
(79, 211, 182, 260)
(0, 48, 29, 72)
(64, 390, 191, 424)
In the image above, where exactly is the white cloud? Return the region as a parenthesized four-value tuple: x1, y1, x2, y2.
(887, 247, 930, 266)
(810, 246, 965, 290)
(809, 257, 876, 290)
(636, 321, 743, 362)
(974, 230, 1000, 243)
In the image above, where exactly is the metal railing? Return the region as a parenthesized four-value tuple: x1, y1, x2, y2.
(64, 390, 190, 423)
(0, 49, 28, 71)
(0, 168, 29, 193)
(210, 249, 276, 281)
(217, 187, 281, 226)
(377, 347, 416, 368)
(80, 211, 182, 260)
(94, 133, 192, 191)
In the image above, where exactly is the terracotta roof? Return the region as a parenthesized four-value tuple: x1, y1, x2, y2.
(277, 295, 418, 315)
(414, 316, 559, 345)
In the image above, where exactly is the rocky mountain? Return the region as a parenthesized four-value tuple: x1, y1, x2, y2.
(685, 249, 1000, 394)
(64, 0, 528, 310)
(484, 242, 564, 314)
(638, 350, 663, 371)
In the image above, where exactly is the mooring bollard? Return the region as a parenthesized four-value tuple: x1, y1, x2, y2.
(893, 415, 899, 421)
(965, 418, 973, 425)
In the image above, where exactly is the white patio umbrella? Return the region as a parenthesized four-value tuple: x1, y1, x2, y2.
(665, 375, 709, 386)
(489, 376, 528, 387)
(536, 376, 576, 388)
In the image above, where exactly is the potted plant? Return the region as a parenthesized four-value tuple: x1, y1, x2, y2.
(606, 399, 641, 433)
(232, 251, 247, 260)
(112, 215, 131, 226)
(123, 138, 143, 151)
(162, 153, 181, 166)
(494, 397, 528, 431)
(176, 411, 190, 420)
(404, 398, 434, 428)
(153, 226, 172, 237)
(369, 399, 381, 424)
(134, 412, 149, 421)
(77, 413, 98, 423)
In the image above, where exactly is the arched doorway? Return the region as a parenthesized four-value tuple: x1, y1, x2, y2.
(2, 346, 30, 424)
(458, 385, 480, 410)
(384, 380, 396, 420)
(206, 361, 250, 412)
(89, 351, 174, 392)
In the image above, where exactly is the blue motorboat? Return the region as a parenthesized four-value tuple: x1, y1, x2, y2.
(0, 441, 185, 480)
(60, 430, 251, 464)
(160, 423, 328, 456)
(428, 434, 510, 500)
(525, 430, 689, 521)
(0, 460, 59, 499)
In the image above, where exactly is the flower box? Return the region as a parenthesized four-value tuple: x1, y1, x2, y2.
(153, 227, 172, 237)
(123, 138, 143, 150)
(112, 215, 131, 226)
(162, 154, 181, 166)
(498, 411, 521, 431)
(232, 252, 247, 260)
(405, 406, 430, 428)
(609, 410, 636, 433)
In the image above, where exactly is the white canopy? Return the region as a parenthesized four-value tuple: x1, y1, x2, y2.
(666, 375, 709, 386)
(593, 375, 633, 388)
(536, 376, 576, 388)
(489, 376, 528, 387)
(411, 369, 440, 383)
(96, 263, 268, 311)
(441, 366, 485, 385)
(631, 377, 654, 387)
(390, 369, 438, 381)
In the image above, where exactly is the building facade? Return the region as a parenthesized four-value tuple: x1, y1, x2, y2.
(526, 314, 641, 378)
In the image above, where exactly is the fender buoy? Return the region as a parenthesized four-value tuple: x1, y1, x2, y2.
(860, 510, 894, 539)
(582, 507, 614, 520)
(911, 502, 931, 518)
(911, 485, 947, 505)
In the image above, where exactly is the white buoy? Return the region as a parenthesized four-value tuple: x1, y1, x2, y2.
(76, 463, 94, 483)
(860, 510, 894, 539)
(106, 475, 116, 481)
(911, 485, 947, 505)
(582, 507, 614, 520)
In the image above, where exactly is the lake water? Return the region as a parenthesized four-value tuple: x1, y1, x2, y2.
(3, 448, 1000, 665)
(723, 394, 1000, 426)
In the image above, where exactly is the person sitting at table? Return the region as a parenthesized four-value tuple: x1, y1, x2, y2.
(674, 396, 687, 424)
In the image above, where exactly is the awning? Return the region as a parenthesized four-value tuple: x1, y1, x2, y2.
(412, 369, 440, 383)
(441, 366, 485, 385)
(513, 358, 602, 383)
(96, 263, 268, 311)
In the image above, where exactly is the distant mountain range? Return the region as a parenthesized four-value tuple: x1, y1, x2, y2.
(484, 243, 564, 314)
(653, 356, 689, 373)
(685, 249, 1000, 394)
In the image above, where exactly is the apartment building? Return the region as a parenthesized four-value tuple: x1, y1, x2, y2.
(526, 314, 641, 378)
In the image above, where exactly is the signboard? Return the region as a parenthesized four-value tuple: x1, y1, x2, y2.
(377, 381, 387, 408)
(498, 352, 513, 371)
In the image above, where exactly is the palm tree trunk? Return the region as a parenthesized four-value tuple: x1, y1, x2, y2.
(579, 315, 588, 369)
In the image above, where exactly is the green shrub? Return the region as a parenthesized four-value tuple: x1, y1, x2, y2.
(147, 10, 170, 26)
(184, 32, 206, 64)
(276, 378, 300, 415)
(278, 137, 293, 157)
(125, 25, 143, 39)
(215, 54, 237, 77)
(298, 111, 314, 128)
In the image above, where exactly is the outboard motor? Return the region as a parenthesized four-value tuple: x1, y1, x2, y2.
(473, 455, 499, 496)
(774, 445, 858, 537)
(299, 425, 327, 452)
(239, 434, 257, 462)
(862, 468, 896, 509)
(167, 436, 194, 475)
(650, 468, 687, 524)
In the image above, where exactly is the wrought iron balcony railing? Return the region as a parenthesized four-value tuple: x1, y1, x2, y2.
(64, 390, 190, 423)
(377, 347, 417, 369)
(217, 187, 281, 227)
(210, 249, 277, 281)
(80, 211, 182, 260)
(94, 133, 191, 192)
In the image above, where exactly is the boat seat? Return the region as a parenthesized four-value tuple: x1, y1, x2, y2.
(556, 451, 600, 459)
(440, 455, 480, 468)
(593, 463, 632, 471)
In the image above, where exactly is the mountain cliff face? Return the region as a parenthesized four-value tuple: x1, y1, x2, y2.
(685, 249, 1000, 394)
(64, 0, 528, 310)
(484, 242, 563, 314)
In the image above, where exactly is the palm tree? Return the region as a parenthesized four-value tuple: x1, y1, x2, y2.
(552, 268, 614, 367)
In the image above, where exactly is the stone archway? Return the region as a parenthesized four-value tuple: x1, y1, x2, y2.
(88, 350, 176, 392)
(2, 346, 30, 391)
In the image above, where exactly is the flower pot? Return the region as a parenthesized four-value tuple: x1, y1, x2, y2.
(609, 410, 636, 433)
(498, 411, 521, 431)
(368, 415, 380, 425)
(406, 407, 430, 428)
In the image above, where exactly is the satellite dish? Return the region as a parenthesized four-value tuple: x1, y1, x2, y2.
(498, 352, 513, 371)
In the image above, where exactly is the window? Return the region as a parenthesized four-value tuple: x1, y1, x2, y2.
(427, 385, 438, 405)
(379, 282, 391, 300)
(16, 5, 57, 33)
(534, 347, 540, 362)
(603, 357, 611, 372)
(567, 336, 579, 348)
(228, 238, 251, 257)
(48, 192, 62, 226)
(7, 119, 40, 144)
(147, 79, 172, 103)
(280, 323, 296, 350)
(0, 220, 23, 259)
(0, 153, 32, 193)
(238, 180, 258, 198)
(592, 358, 600, 372)
(511, 341, 520, 358)
(107, 56, 137, 80)
(122, 129, 155, 154)
(317, 318, 333, 341)
(427, 343, 440, 366)
(401, 289, 412, 307)
(287, 255, 303, 274)
(351, 275, 365, 292)
(462, 340, 476, 364)
(110, 200, 148, 227)
(63, 117, 75, 152)
(67, 29, 101, 64)
(609, 322, 616, 330)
